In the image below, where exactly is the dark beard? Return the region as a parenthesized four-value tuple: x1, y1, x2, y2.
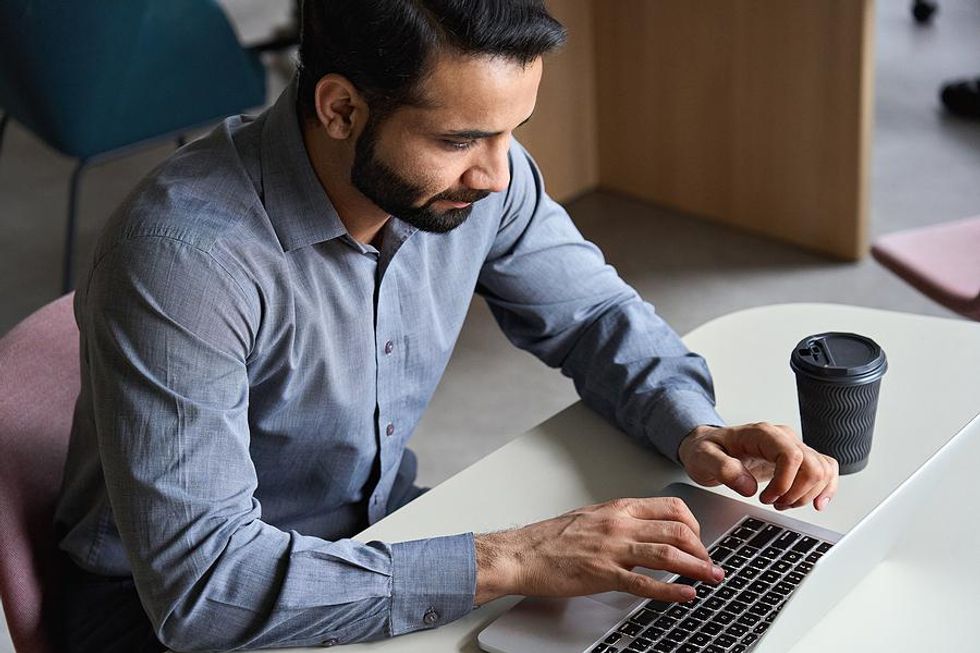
(350, 117, 490, 233)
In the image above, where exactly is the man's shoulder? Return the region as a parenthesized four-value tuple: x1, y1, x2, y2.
(94, 115, 271, 264)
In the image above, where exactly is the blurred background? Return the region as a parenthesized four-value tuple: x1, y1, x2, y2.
(1, 1, 978, 648)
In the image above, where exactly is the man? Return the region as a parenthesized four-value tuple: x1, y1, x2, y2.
(53, 1, 838, 651)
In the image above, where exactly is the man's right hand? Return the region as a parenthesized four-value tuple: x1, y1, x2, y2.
(474, 497, 724, 605)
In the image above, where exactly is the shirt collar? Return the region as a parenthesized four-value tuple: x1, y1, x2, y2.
(260, 79, 348, 252)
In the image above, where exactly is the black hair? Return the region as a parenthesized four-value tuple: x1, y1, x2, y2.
(296, 0, 567, 121)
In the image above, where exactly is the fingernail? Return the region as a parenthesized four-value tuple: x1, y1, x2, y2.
(684, 586, 697, 600)
(774, 504, 787, 511)
(817, 496, 830, 510)
(712, 565, 725, 581)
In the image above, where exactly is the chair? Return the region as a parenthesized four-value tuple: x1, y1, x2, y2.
(0, 294, 79, 653)
(871, 215, 980, 321)
(0, 1, 268, 293)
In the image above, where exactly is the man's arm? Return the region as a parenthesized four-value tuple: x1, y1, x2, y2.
(81, 237, 474, 650)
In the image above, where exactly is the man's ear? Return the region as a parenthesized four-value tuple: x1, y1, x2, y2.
(313, 74, 369, 140)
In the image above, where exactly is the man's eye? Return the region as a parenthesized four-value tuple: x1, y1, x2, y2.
(442, 139, 476, 151)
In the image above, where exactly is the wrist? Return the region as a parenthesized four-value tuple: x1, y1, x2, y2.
(678, 424, 718, 467)
(474, 531, 519, 605)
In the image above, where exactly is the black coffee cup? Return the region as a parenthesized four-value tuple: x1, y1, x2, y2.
(790, 332, 888, 474)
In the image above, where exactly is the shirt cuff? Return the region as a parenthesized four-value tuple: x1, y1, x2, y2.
(388, 533, 477, 637)
(644, 390, 726, 466)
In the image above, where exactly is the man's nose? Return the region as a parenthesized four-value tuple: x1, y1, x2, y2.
(464, 141, 510, 193)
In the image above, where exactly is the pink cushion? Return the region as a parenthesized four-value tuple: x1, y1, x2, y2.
(872, 215, 980, 320)
(0, 293, 79, 653)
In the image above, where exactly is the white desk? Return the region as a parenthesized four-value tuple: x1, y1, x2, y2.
(278, 303, 980, 652)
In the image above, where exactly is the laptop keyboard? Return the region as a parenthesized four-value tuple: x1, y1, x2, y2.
(588, 516, 834, 653)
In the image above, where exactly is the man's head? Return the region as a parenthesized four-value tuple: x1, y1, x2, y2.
(297, 1, 566, 233)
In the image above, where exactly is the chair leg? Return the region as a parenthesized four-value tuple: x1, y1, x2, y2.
(62, 161, 86, 294)
(0, 112, 9, 158)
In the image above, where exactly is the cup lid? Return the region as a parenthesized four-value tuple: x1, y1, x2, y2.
(790, 332, 887, 382)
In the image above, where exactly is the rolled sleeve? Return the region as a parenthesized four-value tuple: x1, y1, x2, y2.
(388, 533, 477, 636)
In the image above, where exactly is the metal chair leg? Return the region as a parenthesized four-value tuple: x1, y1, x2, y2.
(0, 112, 9, 158)
(62, 161, 86, 293)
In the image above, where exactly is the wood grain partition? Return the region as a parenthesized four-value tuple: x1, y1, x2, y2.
(520, 0, 875, 261)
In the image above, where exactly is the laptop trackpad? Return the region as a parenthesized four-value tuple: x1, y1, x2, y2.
(478, 594, 632, 653)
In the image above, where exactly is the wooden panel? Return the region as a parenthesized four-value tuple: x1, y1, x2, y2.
(593, 1, 875, 260)
(515, 0, 599, 202)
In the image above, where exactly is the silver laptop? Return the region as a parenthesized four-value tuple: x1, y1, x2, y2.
(478, 412, 980, 653)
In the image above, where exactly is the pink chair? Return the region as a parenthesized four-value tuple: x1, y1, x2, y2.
(871, 215, 980, 321)
(0, 294, 79, 653)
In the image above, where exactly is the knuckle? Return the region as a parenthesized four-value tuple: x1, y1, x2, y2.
(609, 497, 633, 513)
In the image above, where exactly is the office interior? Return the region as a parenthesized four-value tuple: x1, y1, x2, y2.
(1, 1, 978, 649)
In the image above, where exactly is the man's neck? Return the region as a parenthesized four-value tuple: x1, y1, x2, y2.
(300, 119, 389, 245)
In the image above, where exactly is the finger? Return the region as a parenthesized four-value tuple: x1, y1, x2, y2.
(619, 497, 702, 540)
(615, 569, 698, 603)
(773, 449, 827, 508)
(689, 440, 759, 497)
(814, 456, 839, 510)
(736, 428, 804, 504)
(625, 542, 724, 585)
(632, 519, 710, 561)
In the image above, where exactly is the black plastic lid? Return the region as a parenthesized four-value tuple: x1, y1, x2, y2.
(790, 332, 887, 383)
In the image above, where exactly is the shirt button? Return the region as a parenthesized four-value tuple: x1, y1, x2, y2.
(384, 340, 394, 355)
(320, 638, 338, 647)
(386, 423, 395, 437)
(423, 608, 440, 626)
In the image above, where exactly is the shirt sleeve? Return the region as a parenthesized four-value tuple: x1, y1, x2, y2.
(477, 142, 726, 464)
(80, 236, 475, 651)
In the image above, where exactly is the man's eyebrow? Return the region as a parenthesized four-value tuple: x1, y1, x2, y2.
(440, 114, 533, 139)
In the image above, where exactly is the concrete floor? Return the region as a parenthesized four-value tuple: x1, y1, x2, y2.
(1, 0, 979, 649)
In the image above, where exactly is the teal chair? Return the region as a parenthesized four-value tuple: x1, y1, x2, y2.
(0, 0, 268, 292)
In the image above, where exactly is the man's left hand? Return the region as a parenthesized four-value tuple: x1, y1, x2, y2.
(677, 423, 839, 511)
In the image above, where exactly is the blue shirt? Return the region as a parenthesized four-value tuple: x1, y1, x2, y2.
(54, 81, 724, 650)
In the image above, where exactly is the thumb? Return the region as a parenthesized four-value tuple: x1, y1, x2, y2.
(690, 441, 758, 497)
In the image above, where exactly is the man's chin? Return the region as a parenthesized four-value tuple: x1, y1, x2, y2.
(407, 205, 473, 234)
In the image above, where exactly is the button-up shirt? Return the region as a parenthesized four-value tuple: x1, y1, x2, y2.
(54, 81, 724, 650)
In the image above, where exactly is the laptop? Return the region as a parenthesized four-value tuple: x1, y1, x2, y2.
(478, 412, 980, 653)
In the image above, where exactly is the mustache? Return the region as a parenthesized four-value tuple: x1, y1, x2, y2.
(427, 189, 492, 206)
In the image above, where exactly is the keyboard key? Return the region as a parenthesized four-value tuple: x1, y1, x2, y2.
(749, 557, 769, 570)
(742, 633, 758, 645)
(753, 622, 770, 634)
(620, 622, 643, 637)
(642, 626, 665, 640)
(677, 645, 701, 653)
(720, 536, 744, 550)
(632, 637, 654, 650)
(792, 536, 818, 554)
(665, 628, 689, 642)
(731, 527, 757, 540)
(705, 646, 725, 653)
(634, 610, 658, 625)
(806, 552, 822, 564)
(741, 568, 760, 580)
(785, 571, 805, 585)
(761, 592, 782, 606)
(727, 576, 748, 590)
(692, 607, 714, 621)
(668, 606, 690, 619)
(747, 524, 783, 549)
(736, 590, 759, 604)
(605, 633, 622, 645)
(726, 623, 749, 637)
(647, 600, 673, 612)
(797, 562, 814, 574)
(709, 546, 734, 563)
(690, 632, 712, 647)
(654, 616, 677, 630)
(715, 634, 737, 647)
(741, 518, 765, 531)
(761, 570, 781, 584)
(738, 546, 759, 558)
(702, 622, 723, 635)
(737, 613, 760, 627)
(654, 641, 678, 652)
(732, 646, 747, 653)
(728, 555, 749, 568)
(748, 602, 771, 617)
(695, 584, 715, 599)
(727, 601, 749, 614)
(748, 580, 769, 593)
(761, 546, 781, 559)
(716, 611, 736, 625)
(772, 560, 792, 574)
(774, 582, 794, 595)
(592, 645, 611, 653)
(817, 542, 833, 554)
(781, 550, 803, 563)
(772, 530, 801, 550)
(679, 618, 703, 632)
(717, 587, 737, 600)
(705, 597, 726, 611)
